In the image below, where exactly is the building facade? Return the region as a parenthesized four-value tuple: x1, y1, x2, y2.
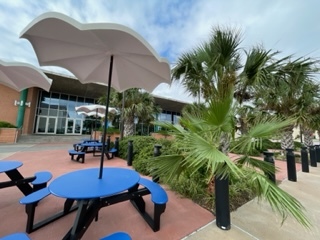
(0, 71, 187, 136)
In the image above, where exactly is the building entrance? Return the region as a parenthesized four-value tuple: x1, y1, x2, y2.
(36, 116, 57, 134)
(35, 91, 96, 135)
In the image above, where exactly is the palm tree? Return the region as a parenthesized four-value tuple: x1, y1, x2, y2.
(159, 25, 314, 229)
(253, 57, 320, 150)
(172, 26, 242, 103)
(101, 88, 161, 137)
(151, 91, 311, 229)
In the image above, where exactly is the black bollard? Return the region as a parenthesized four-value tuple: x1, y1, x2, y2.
(107, 136, 111, 151)
(286, 148, 297, 182)
(263, 151, 276, 183)
(315, 145, 320, 163)
(300, 146, 309, 173)
(152, 144, 162, 183)
(127, 140, 133, 166)
(309, 145, 317, 167)
(215, 174, 230, 230)
(114, 137, 119, 157)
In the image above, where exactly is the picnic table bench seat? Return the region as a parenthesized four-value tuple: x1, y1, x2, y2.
(20, 187, 77, 233)
(0, 232, 31, 240)
(130, 177, 168, 232)
(100, 231, 132, 240)
(31, 171, 52, 191)
(107, 147, 118, 159)
(73, 142, 82, 151)
(68, 149, 85, 163)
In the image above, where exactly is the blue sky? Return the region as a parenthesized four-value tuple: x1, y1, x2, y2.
(1, 0, 320, 102)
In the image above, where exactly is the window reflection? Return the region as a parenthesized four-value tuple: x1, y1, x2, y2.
(36, 91, 96, 135)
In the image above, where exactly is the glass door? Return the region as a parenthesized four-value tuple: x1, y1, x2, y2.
(65, 118, 82, 134)
(36, 117, 57, 134)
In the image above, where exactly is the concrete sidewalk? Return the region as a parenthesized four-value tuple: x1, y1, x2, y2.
(184, 167, 320, 240)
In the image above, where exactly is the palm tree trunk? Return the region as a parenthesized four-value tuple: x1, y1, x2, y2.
(219, 133, 230, 155)
(281, 128, 294, 150)
(303, 128, 314, 147)
(124, 117, 135, 136)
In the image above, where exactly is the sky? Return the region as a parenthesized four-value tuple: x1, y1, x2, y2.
(1, 0, 320, 103)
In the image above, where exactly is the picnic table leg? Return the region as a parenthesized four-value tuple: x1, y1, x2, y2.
(6, 169, 34, 196)
(63, 199, 101, 240)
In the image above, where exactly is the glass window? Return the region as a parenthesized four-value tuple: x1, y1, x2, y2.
(56, 118, 66, 134)
(86, 98, 95, 104)
(39, 92, 50, 108)
(77, 97, 84, 103)
(49, 109, 58, 116)
(36, 90, 101, 134)
(59, 94, 68, 111)
(39, 108, 49, 116)
(58, 110, 67, 117)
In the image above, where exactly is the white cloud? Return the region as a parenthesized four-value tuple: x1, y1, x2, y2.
(1, 0, 320, 102)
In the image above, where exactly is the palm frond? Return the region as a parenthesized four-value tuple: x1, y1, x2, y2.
(249, 173, 312, 228)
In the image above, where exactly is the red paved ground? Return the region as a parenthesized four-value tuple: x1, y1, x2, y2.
(0, 144, 213, 240)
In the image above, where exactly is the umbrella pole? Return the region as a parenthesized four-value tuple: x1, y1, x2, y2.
(94, 109, 98, 140)
(90, 121, 92, 140)
(99, 55, 114, 179)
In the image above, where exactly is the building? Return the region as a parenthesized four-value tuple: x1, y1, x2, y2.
(0, 71, 188, 137)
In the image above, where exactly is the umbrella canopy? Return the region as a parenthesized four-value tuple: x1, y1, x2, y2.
(20, 12, 171, 178)
(76, 104, 118, 140)
(75, 104, 118, 116)
(0, 60, 52, 92)
(77, 111, 105, 118)
(20, 12, 171, 92)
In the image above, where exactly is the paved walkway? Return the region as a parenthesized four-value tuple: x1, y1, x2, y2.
(0, 143, 319, 239)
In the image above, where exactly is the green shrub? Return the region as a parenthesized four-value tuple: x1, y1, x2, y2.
(228, 170, 256, 212)
(117, 135, 256, 213)
(294, 141, 303, 150)
(99, 127, 120, 134)
(163, 167, 209, 207)
(118, 136, 176, 175)
(0, 121, 16, 128)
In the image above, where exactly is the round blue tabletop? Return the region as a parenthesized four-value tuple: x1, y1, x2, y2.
(0, 161, 22, 173)
(49, 167, 140, 199)
(81, 142, 105, 147)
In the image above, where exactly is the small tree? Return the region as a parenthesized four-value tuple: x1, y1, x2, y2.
(151, 92, 311, 229)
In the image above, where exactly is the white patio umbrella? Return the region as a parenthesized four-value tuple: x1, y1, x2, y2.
(0, 60, 52, 92)
(75, 104, 118, 116)
(76, 104, 118, 140)
(77, 111, 105, 118)
(20, 12, 171, 178)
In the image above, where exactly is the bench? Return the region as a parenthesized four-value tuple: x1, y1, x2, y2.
(68, 149, 85, 163)
(130, 177, 168, 232)
(31, 171, 52, 191)
(0, 233, 31, 240)
(73, 142, 82, 151)
(106, 148, 118, 160)
(100, 231, 131, 240)
(20, 187, 77, 233)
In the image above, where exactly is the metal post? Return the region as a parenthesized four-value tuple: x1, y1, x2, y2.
(301, 146, 309, 173)
(315, 145, 320, 162)
(309, 145, 317, 167)
(127, 140, 133, 166)
(107, 136, 111, 151)
(114, 137, 119, 157)
(263, 151, 276, 183)
(120, 92, 125, 140)
(152, 144, 162, 183)
(286, 148, 297, 182)
(215, 174, 230, 230)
